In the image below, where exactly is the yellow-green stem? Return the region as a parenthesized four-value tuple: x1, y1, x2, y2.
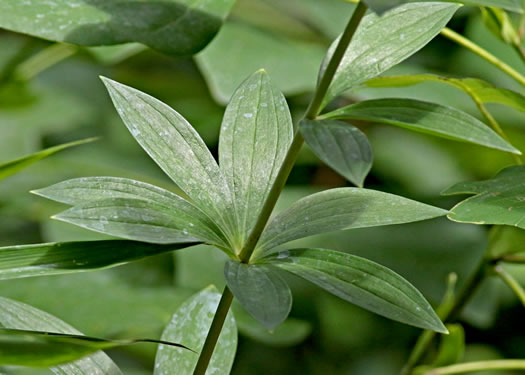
(493, 264, 525, 306)
(425, 360, 525, 375)
(15, 43, 77, 81)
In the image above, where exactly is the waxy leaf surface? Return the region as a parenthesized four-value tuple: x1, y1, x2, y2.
(363, 0, 521, 14)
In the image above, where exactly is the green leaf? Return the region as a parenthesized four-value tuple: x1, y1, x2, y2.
(266, 248, 447, 333)
(255, 187, 448, 258)
(443, 165, 525, 228)
(363, 1, 522, 14)
(0, 240, 194, 280)
(219, 70, 293, 245)
(33, 177, 227, 247)
(0, 0, 235, 55)
(154, 286, 237, 375)
(0, 296, 122, 375)
(0, 138, 96, 180)
(100, 77, 236, 241)
(196, 22, 325, 104)
(432, 324, 465, 367)
(322, 98, 520, 154)
(364, 74, 525, 113)
(481, 7, 521, 45)
(300, 119, 372, 187)
(224, 261, 292, 330)
(488, 226, 525, 258)
(0, 328, 190, 367)
(321, 3, 459, 106)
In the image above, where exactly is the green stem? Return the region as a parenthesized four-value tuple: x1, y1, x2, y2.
(441, 27, 525, 88)
(192, 4, 369, 374)
(192, 286, 234, 375)
(425, 360, 525, 375)
(15, 43, 77, 81)
(493, 264, 525, 307)
(500, 254, 525, 263)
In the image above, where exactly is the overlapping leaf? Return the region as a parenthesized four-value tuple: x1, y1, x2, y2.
(300, 119, 372, 187)
(443, 165, 525, 228)
(266, 249, 447, 333)
(322, 98, 520, 154)
(224, 261, 292, 329)
(0, 240, 194, 280)
(154, 287, 237, 375)
(363, 0, 522, 14)
(219, 70, 293, 245)
(321, 3, 459, 106)
(254, 187, 448, 258)
(0, 0, 235, 55)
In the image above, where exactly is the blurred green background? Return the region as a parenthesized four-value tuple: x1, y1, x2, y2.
(1, 0, 525, 374)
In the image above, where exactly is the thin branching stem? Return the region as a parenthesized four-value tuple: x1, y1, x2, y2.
(493, 264, 525, 307)
(425, 360, 525, 375)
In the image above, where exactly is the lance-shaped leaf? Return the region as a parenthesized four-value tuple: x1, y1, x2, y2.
(364, 74, 525, 113)
(154, 286, 237, 375)
(0, 138, 95, 180)
(0, 328, 190, 367)
(442, 165, 525, 228)
(224, 260, 292, 330)
(101, 77, 235, 239)
(300, 119, 372, 187)
(33, 177, 227, 247)
(219, 70, 293, 243)
(321, 3, 459, 106)
(0, 296, 122, 375)
(266, 249, 447, 333)
(0, 0, 235, 55)
(0, 240, 195, 280)
(363, 0, 521, 14)
(255, 187, 447, 258)
(322, 98, 520, 154)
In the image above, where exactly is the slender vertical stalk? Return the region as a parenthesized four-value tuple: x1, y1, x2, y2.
(494, 264, 525, 306)
(192, 3, 369, 374)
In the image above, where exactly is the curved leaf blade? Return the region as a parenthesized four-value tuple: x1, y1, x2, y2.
(363, 0, 522, 14)
(154, 286, 237, 375)
(0, 240, 194, 280)
(267, 249, 447, 333)
(321, 3, 459, 106)
(101, 77, 235, 239)
(0, 296, 122, 375)
(219, 70, 293, 244)
(255, 187, 448, 258)
(300, 119, 372, 187)
(224, 260, 292, 330)
(322, 98, 520, 154)
(0, 0, 235, 55)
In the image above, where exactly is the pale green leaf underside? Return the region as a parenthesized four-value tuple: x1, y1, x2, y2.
(0, 296, 122, 375)
(33, 177, 227, 247)
(0, 138, 95, 180)
(322, 98, 520, 154)
(0, 0, 235, 55)
(443, 165, 525, 228)
(363, 0, 522, 14)
(321, 2, 459, 106)
(154, 287, 237, 375)
(365, 74, 525, 113)
(219, 70, 293, 245)
(255, 187, 448, 258)
(101, 77, 236, 240)
(268, 248, 447, 333)
(300, 119, 372, 187)
(224, 261, 292, 330)
(0, 240, 193, 280)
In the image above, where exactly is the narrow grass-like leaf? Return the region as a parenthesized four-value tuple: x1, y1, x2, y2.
(100, 77, 235, 240)
(443, 166, 525, 228)
(266, 249, 447, 333)
(33, 177, 227, 247)
(300, 119, 372, 187)
(364, 74, 525, 113)
(0, 296, 122, 375)
(0, 240, 194, 280)
(224, 260, 292, 330)
(321, 3, 459, 106)
(322, 99, 520, 154)
(0, 0, 235, 55)
(363, 0, 521, 14)
(154, 286, 237, 375)
(255, 188, 448, 258)
(219, 70, 293, 244)
(0, 328, 190, 367)
(0, 138, 95, 180)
